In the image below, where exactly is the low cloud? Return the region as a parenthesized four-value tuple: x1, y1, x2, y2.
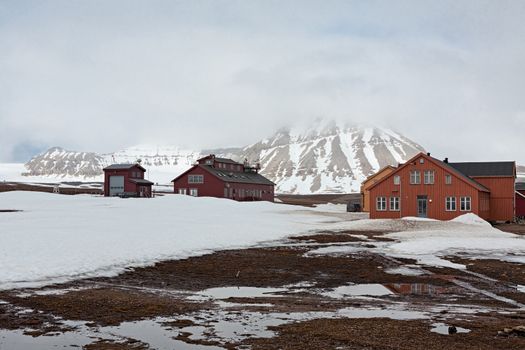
(1, 1, 524, 163)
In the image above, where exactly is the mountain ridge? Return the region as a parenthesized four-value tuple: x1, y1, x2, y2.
(20, 122, 425, 193)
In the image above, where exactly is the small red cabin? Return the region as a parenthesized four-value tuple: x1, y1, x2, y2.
(103, 163, 153, 198)
(171, 155, 275, 202)
(368, 152, 516, 222)
(516, 182, 525, 218)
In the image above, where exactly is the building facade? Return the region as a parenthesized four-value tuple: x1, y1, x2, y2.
(361, 165, 396, 212)
(516, 182, 525, 218)
(103, 164, 153, 197)
(368, 152, 515, 222)
(172, 155, 275, 202)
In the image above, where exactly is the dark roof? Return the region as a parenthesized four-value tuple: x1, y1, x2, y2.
(103, 163, 146, 172)
(432, 158, 491, 192)
(130, 178, 154, 185)
(448, 162, 515, 177)
(215, 157, 241, 165)
(201, 165, 275, 186)
(516, 182, 525, 191)
(197, 155, 240, 165)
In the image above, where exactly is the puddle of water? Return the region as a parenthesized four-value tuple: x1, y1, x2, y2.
(190, 286, 285, 300)
(384, 283, 449, 296)
(99, 319, 224, 350)
(384, 266, 425, 276)
(323, 284, 393, 298)
(338, 306, 429, 320)
(0, 329, 93, 350)
(430, 322, 470, 335)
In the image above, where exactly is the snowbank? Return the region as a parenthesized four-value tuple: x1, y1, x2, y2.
(0, 191, 332, 289)
(451, 213, 491, 227)
(312, 203, 347, 212)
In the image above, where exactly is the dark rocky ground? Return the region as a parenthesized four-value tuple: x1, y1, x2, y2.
(1, 226, 525, 349)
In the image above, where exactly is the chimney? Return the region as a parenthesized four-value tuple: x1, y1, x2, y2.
(426, 152, 431, 156)
(444, 157, 448, 163)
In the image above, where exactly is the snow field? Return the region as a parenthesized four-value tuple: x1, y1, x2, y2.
(0, 191, 330, 290)
(1, 191, 524, 290)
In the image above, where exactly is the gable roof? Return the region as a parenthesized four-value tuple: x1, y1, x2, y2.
(367, 152, 490, 193)
(432, 158, 491, 192)
(448, 162, 516, 177)
(363, 165, 397, 183)
(172, 164, 275, 186)
(103, 163, 146, 172)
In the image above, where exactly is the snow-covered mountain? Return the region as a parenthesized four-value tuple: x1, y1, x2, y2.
(24, 147, 105, 178)
(17, 121, 424, 193)
(21, 145, 201, 183)
(232, 121, 424, 193)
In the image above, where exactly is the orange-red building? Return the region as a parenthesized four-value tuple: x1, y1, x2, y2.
(368, 152, 516, 222)
(361, 165, 396, 212)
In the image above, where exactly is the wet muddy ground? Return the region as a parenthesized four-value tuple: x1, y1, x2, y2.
(1, 229, 525, 349)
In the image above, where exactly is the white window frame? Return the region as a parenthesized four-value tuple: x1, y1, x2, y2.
(188, 175, 204, 184)
(178, 188, 187, 195)
(389, 197, 400, 211)
(189, 188, 198, 197)
(424, 170, 435, 185)
(376, 197, 387, 211)
(445, 197, 456, 211)
(410, 171, 421, 184)
(460, 197, 471, 211)
(393, 175, 400, 185)
(445, 174, 452, 185)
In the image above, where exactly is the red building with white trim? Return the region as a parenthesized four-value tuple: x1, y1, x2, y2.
(172, 155, 275, 202)
(103, 164, 153, 197)
(368, 152, 516, 222)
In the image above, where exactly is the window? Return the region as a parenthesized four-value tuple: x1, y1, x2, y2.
(393, 175, 400, 185)
(445, 174, 452, 185)
(224, 188, 228, 198)
(189, 188, 198, 197)
(460, 197, 471, 211)
(205, 159, 213, 165)
(178, 188, 187, 195)
(445, 197, 456, 211)
(389, 197, 400, 211)
(419, 158, 424, 164)
(424, 170, 435, 184)
(188, 175, 204, 184)
(376, 197, 387, 211)
(410, 171, 421, 184)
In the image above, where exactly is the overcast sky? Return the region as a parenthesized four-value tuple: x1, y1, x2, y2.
(1, 0, 524, 163)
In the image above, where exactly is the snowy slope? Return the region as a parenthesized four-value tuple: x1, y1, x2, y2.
(2, 191, 524, 290)
(234, 121, 424, 193)
(0, 191, 336, 290)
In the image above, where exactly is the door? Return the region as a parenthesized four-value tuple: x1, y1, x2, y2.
(417, 196, 427, 218)
(109, 176, 125, 196)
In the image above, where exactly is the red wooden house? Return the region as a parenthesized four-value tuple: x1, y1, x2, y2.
(103, 164, 153, 197)
(368, 152, 516, 222)
(171, 155, 275, 202)
(516, 182, 525, 218)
